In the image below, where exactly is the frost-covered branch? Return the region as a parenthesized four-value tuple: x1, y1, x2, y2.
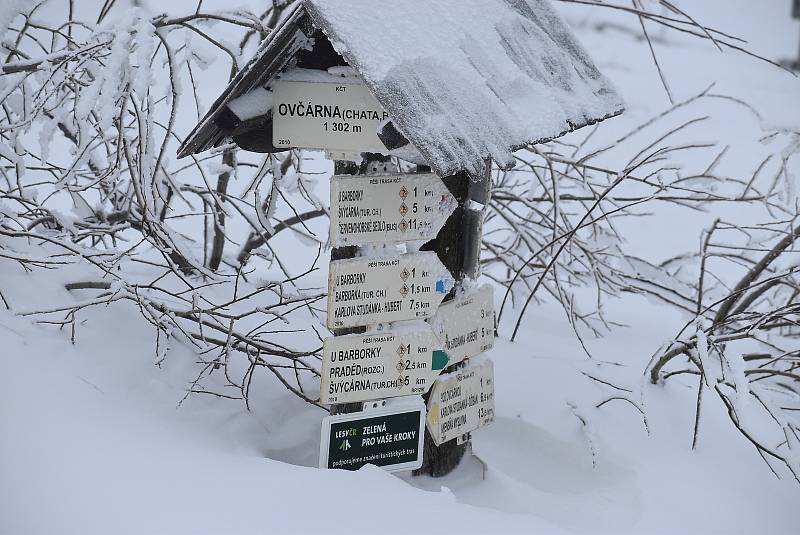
(646, 217, 800, 480)
(0, 0, 332, 406)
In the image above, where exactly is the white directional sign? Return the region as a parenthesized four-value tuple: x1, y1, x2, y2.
(272, 80, 389, 152)
(327, 252, 454, 329)
(430, 284, 495, 365)
(330, 173, 457, 247)
(426, 359, 495, 446)
(321, 328, 450, 404)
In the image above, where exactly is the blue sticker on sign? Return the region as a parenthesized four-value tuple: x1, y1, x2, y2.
(436, 278, 448, 294)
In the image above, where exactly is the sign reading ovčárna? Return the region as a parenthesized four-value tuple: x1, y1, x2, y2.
(272, 80, 389, 152)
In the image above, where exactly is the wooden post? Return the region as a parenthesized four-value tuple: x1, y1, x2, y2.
(415, 162, 491, 477)
(329, 153, 396, 416)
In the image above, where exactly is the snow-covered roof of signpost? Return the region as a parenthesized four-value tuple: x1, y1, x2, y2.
(178, 0, 624, 179)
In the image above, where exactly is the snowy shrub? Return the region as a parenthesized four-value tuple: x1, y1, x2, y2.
(0, 1, 326, 408)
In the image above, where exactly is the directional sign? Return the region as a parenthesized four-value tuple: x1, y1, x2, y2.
(319, 398, 425, 472)
(330, 173, 457, 247)
(327, 252, 454, 329)
(272, 80, 390, 152)
(321, 328, 450, 404)
(426, 359, 495, 446)
(430, 284, 495, 365)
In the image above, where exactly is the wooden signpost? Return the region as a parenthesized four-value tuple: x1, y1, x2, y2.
(269, 73, 498, 473)
(180, 25, 509, 478)
(320, 152, 495, 476)
(177, 0, 625, 481)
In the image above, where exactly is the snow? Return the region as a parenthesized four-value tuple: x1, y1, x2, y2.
(177, 2, 309, 157)
(278, 66, 361, 83)
(2, 267, 797, 534)
(227, 86, 272, 120)
(0, 312, 535, 535)
(305, 0, 624, 178)
(2, 0, 800, 534)
(0, 0, 25, 42)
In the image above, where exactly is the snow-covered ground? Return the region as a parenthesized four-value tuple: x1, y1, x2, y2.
(2, 1, 799, 534)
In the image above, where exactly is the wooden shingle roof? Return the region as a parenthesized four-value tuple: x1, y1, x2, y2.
(178, 0, 623, 179)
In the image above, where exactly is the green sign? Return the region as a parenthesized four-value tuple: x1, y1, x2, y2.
(319, 399, 425, 472)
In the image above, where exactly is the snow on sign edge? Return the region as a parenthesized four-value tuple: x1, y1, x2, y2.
(320, 328, 448, 404)
(271, 79, 391, 153)
(431, 284, 495, 366)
